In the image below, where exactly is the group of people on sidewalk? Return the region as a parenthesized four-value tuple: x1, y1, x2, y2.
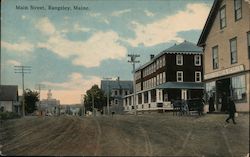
(208, 95, 237, 124)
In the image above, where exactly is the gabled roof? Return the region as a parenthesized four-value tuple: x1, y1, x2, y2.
(101, 80, 133, 94)
(197, 0, 221, 46)
(0, 85, 18, 101)
(136, 40, 202, 72)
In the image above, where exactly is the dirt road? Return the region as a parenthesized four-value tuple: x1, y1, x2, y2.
(0, 113, 249, 156)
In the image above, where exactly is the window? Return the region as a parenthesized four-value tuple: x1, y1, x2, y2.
(177, 71, 183, 82)
(212, 46, 219, 69)
(163, 72, 166, 83)
(230, 38, 237, 64)
(159, 58, 162, 68)
(162, 56, 165, 66)
(220, 6, 226, 29)
(231, 75, 246, 101)
(159, 73, 162, 84)
(157, 74, 159, 85)
(195, 71, 202, 82)
(156, 59, 159, 69)
(247, 32, 250, 59)
(194, 55, 201, 66)
(234, 0, 242, 21)
(114, 90, 118, 96)
(114, 99, 118, 104)
(176, 55, 183, 65)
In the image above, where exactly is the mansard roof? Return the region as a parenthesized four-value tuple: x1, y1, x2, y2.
(163, 40, 202, 54)
(136, 40, 202, 72)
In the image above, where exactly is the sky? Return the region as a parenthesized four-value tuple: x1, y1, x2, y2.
(1, 0, 213, 104)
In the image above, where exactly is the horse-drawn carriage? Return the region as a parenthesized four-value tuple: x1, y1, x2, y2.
(172, 98, 204, 116)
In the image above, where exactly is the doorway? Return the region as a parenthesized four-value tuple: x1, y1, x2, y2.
(216, 78, 230, 112)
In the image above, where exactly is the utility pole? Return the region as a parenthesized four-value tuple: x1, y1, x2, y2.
(14, 66, 32, 117)
(92, 91, 95, 117)
(128, 54, 140, 115)
(35, 83, 45, 115)
(81, 94, 85, 117)
(103, 77, 112, 115)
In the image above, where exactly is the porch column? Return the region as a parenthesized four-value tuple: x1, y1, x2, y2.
(156, 89, 163, 102)
(142, 92, 145, 104)
(148, 91, 151, 103)
(123, 98, 126, 107)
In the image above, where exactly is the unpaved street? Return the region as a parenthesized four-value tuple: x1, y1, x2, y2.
(0, 113, 249, 156)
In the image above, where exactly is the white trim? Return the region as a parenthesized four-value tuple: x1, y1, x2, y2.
(195, 71, 202, 82)
(176, 55, 183, 65)
(177, 71, 183, 82)
(194, 55, 201, 66)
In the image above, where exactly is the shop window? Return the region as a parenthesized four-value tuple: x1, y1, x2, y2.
(177, 71, 183, 82)
(234, 0, 242, 21)
(231, 75, 246, 101)
(212, 46, 219, 69)
(194, 55, 201, 66)
(230, 37, 237, 64)
(176, 55, 183, 65)
(220, 6, 226, 29)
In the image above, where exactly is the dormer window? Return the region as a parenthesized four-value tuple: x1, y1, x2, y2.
(176, 55, 183, 65)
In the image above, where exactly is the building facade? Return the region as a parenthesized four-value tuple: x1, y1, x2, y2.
(38, 89, 60, 115)
(198, 0, 250, 112)
(0, 85, 20, 114)
(101, 78, 133, 114)
(123, 41, 204, 113)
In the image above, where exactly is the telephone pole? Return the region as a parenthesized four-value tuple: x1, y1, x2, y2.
(14, 66, 32, 116)
(92, 91, 95, 117)
(81, 94, 85, 117)
(103, 77, 112, 115)
(128, 54, 140, 115)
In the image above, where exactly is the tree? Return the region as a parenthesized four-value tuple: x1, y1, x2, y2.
(84, 85, 106, 112)
(24, 89, 39, 114)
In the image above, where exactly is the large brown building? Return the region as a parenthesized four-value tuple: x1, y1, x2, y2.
(198, 0, 250, 112)
(123, 41, 204, 113)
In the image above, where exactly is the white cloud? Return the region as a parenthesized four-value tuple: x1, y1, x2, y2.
(21, 15, 27, 20)
(40, 73, 101, 104)
(111, 9, 131, 17)
(100, 18, 110, 24)
(88, 12, 101, 17)
(73, 23, 91, 32)
(126, 3, 210, 47)
(35, 17, 56, 35)
(36, 17, 127, 68)
(6, 60, 21, 66)
(1, 41, 34, 53)
(144, 9, 155, 17)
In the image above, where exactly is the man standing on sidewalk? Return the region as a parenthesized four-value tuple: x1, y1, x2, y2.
(226, 97, 237, 124)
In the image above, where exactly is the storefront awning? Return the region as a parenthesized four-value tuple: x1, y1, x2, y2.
(156, 82, 204, 90)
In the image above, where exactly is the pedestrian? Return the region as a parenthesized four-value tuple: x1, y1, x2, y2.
(208, 96, 215, 113)
(225, 97, 237, 124)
